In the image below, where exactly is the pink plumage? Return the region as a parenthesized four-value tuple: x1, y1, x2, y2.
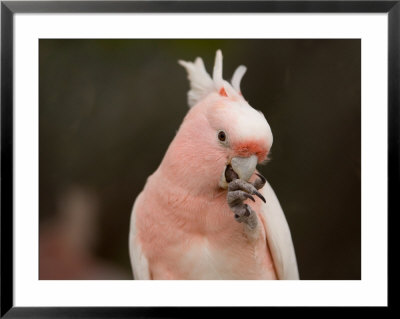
(129, 50, 299, 280)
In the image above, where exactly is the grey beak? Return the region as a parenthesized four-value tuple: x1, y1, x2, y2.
(230, 155, 258, 182)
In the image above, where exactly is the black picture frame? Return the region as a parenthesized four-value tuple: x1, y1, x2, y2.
(1, 0, 396, 317)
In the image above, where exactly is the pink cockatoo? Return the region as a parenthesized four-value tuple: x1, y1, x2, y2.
(129, 50, 299, 280)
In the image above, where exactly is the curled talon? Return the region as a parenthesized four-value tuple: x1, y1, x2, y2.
(253, 172, 267, 190)
(253, 190, 266, 203)
(256, 173, 266, 183)
(245, 194, 255, 202)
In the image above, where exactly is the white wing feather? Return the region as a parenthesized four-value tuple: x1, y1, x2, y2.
(259, 180, 299, 280)
(128, 193, 151, 280)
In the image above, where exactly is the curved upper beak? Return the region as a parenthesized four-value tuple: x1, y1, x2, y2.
(230, 155, 258, 182)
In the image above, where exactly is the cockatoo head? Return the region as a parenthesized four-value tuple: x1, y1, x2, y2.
(175, 50, 273, 191)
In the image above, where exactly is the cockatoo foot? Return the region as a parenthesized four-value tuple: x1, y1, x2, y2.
(227, 178, 266, 230)
(227, 178, 266, 203)
(253, 173, 266, 190)
(232, 203, 258, 230)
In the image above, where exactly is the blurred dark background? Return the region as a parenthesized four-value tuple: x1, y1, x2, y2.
(39, 39, 360, 280)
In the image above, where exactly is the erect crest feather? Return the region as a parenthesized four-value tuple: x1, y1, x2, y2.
(179, 50, 247, 108)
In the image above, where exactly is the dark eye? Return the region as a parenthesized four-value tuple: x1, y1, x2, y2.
(218, 131, 226, 142)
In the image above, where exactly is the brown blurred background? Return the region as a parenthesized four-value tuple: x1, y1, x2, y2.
(39, 39, 360, 280)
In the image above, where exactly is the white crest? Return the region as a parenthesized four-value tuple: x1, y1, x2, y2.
(179, 50, 247, 108)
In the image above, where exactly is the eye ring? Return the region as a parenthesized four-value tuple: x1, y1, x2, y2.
(218, 130, 227, 142)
